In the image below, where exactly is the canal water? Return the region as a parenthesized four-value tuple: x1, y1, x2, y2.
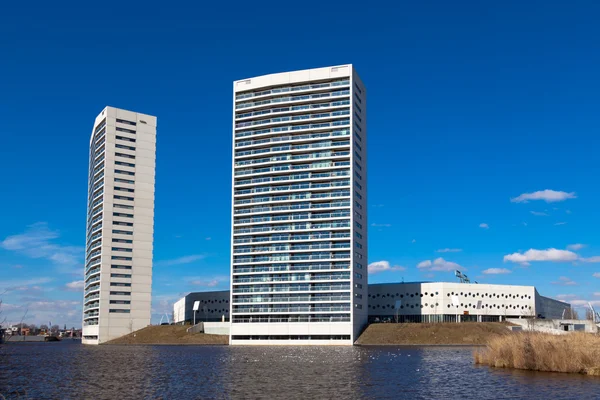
(1, 341, 598, 399)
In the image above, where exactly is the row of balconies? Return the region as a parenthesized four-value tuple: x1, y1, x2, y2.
(234, 220, 351, 236)
(232, 283, 351, 294)
(235, 89, 350, 111)
(234, 241, 350, 254)
(235, 161, 351, 178)
(235, 79, 349, 101)
(234, 189, 351, 206)
(233, 230, 351, 245)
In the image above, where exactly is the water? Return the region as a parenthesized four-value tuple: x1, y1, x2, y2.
(1, 341, 598, 399)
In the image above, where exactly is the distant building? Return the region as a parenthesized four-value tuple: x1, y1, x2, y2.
(175, 282, 570, 332)
(173, 291, 230, 324)
(83, 107, 157, 345)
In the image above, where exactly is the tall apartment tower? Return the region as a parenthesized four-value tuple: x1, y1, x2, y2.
(83, 106, 157, 345)
(230, 65, 368, 345)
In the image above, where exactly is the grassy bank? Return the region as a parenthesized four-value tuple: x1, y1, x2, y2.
(356, 322, 511, 345)
(105, 325, 229, 345)
(474, 332, 600, 376)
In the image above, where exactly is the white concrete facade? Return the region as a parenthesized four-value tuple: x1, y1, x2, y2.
(368, 282, 570, 322)
(173, 291, 230, 325)
(82, 106, 156, 345)
(230, 65, 368, 345)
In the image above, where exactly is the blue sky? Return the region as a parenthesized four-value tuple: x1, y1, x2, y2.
(1, 1, 599, 327)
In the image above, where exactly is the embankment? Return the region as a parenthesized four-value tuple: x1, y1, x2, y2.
(105, 325, 228, 345)
(356, 322, 512, 345)
(474, 332, 600, 376)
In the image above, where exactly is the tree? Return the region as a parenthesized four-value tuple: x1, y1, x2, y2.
(51, 325, 60, 333)
(563, 306, 579, 320)
(40, 324, 49, 332)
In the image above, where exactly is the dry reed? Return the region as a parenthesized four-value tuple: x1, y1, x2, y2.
(474, 332, 600, 376)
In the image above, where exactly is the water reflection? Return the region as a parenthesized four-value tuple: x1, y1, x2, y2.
(0, 342, 598, 399)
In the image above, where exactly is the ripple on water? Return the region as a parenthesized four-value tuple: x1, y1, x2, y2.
(0, 342, 598, 399)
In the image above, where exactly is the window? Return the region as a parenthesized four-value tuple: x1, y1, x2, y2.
(115, 178, 135, 184)
(115, 187, 134, 193)
(354, 161, 362, 171)
(355, 181, 362, 190)
(113, 212, 134, 218)
(355, 283, 363, 289)
(355, 304, 362, 309)
(110, 282, 131, 287)
(111, 256, 132, 261)
(114, 195, 134, 201)
(354, 102, 362, 113)
(356, 262, 363, 269)
(355, 201, 362, 209)
(354, 83, 362, 95)
(116, 144, 136, 151)
(114, 204, 134, 210)
(355, 171, 362, 180)
(355, 293, 363, 299)
(355, 242, 362, 249)
(110, 291, 131, 295)
(116, 127, 136, 134)
(355, 222, 362, 229)
(354, 112, 362, 123)
(116, 119, 137, 126)
(112, 247, 132, 252)
(355, 273, 363, 279)
(110, 300, 131, 304)
(113, 221, 133, 227)
(112, 238, 132, 243)
(355, 191, 362, 200)
(116, 135, 136, 143)
(109, 309, 130, 313)
(111, 265, 132, 269)
(115, 169, 135, 176)
(116, 152, 135, 160)
(112, 229, 133, 235)
(111, 273, 131, 278)
(115, 161, 135, 168)
(354, 141, 362, 151)
(355, 232, 362, 239)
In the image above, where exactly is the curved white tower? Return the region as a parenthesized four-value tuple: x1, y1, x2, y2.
(83, 106, 156, 345)
(230, 65, 368, 345)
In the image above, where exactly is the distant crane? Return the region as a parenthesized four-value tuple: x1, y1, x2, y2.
(455, 270, 471, 284)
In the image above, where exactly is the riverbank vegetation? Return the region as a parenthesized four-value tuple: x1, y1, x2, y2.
(474, 332, 600, 376)
(356, 322, 511, 345)
(105, 325, 228, 345)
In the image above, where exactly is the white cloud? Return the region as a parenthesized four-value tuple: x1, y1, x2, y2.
(64, 280, 84, 292)
(567, 244, 585, 251)
(417, 257, 465, 272)
(411, 239, 416, 244)
(1, 299, 82, 328)
(511, 190, 577, 203)
(554, 222, 568, 226)
(555, 294, 577, 300)
(1, 277, 53, 293)
(551, 276, 577, 286)
(570, 299, 600, 307)
(579, 256, 600, 263)
(479, 223, 489, 229)
(594, 292, 600, 297)
(368, 261, 406, 274)
(0, 222, 83, 267)
(530, 211, 548, 216)
(188, 275, 229, 288)
(503, 248, 578, 266)
(482, 268, 511, 275)
(436, 248, 462, 253)
(155, 254, 205, 267)
(205, 237, 212, 241)
(594, 273, 600, 279)
(371, 223, 391, 227)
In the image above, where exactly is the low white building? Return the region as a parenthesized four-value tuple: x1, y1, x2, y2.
(173, 291, 230, 325)
(175, 281, 569, 328)
(367, 282, 569, 323)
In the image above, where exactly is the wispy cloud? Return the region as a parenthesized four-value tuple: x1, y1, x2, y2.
(511, 190, 577, 203)
(1, 277, 53, 293)
(567, 244, 585, 251)
(530, 211, 549, 216)
(368, 261, 406, 274)
(436, 248, 462, 253)
(479, 223, 489, 229)
(482, 268, 511, 275)
(594, 292, 600, 297)
(580, 256, 600, 263)
(411, 239, 416, 244)
(417, 257, 465, 272)
(555, 294, 577, 300)
(594, 273, 600, 279)
(503, 248, 578, 266)
(155, 254, 206, 267)
(205, 237, 212, 241)
(554, 222, 568, 226)
(569, 299, 600, 307)
(551, 276, 577, 286)
(0, 222, 83, 268)
(63, 280, 84, 292)
(371, 223, 391, 227)
(188, 275, 229, 288)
